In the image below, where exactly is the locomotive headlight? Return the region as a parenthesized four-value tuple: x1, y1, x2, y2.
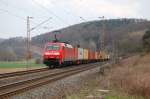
(44, 52, 51, 55)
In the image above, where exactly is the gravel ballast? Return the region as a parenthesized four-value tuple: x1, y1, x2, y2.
(10, 65, 101, 99)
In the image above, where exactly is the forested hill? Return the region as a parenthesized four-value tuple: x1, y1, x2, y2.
(32, 18, 150, 54)
(0, 18, 150, 61)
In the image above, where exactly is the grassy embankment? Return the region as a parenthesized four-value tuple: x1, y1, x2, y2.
(65, 54, 150, 99)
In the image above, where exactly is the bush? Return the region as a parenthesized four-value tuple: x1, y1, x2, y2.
(142, 30, 150, 52)
(108, 55, 150, 99)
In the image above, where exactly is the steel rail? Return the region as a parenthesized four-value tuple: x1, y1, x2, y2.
(0, 68, 48, 79)
(0, 63, 100, 98)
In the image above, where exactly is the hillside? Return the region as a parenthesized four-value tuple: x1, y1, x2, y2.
(32, 18, 150, 54)
(0, 37, 41, 61)
(0, 38, 5, 43)
(0, 18, 150, 61)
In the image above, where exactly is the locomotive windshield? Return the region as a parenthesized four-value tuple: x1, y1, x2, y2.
(46, 45, 60, 50)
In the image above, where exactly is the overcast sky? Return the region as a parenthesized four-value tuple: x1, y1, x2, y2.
(0, 0, 149, 38)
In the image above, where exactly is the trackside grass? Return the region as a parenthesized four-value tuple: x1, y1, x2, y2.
(105, 93, 144, 99)
(65, 54, 150, 99)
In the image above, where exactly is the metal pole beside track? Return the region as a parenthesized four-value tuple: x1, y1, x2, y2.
(26, 16, 32, 70)
(26, 16, 29, 70)
(98, 16, 105, 73)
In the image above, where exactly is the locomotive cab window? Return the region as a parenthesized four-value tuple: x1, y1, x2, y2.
(46, 45, 60, 50)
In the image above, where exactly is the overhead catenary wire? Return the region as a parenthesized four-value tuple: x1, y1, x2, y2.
(0, 8, 26, 21)
(49, 1, 87, 22)
(30, 17, 52, 31)
(0, 0, 49, 19)
(0, 8, 47, 27)
(0, 8, 50, 32)
(1, 0, 88, 25)
(31, 0, 72, 26)
(31, 0, 84, 43)
(0, 0, 100, 32)
(0, 0, 52, 31)
(0, 0, 88, 40)
(1, 0, 88, 30)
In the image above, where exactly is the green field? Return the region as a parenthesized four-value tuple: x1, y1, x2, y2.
(0, 61, 46, 68)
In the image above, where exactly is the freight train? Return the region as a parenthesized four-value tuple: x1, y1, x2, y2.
(43, 42, 109, 68)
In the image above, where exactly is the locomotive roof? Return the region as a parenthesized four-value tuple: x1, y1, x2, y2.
(46, 42, 73, 48)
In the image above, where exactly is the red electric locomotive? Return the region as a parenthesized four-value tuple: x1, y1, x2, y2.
(43, 42, 77, 68)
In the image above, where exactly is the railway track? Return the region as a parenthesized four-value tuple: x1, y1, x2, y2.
(0, 63, 103, 98)
(0, 68, 48, 79)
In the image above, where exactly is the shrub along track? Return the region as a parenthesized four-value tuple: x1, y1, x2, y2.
(0, 62, 107, 99)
